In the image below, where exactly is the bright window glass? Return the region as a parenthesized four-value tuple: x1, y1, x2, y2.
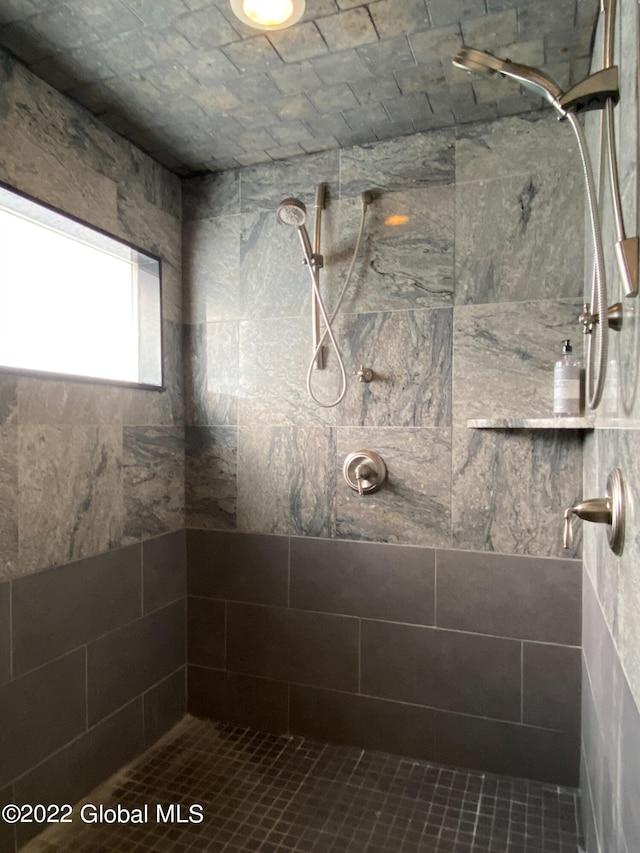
(0, 185, 162, 388)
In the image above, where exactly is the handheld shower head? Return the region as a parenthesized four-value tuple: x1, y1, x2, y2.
(453, 47, 565, 114)
(277, 198, 307, 227)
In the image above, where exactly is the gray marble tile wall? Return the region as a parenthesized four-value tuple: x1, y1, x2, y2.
(0, 531, 186, 853)
(183, 102, 588, 783)
(0, 47, 185, 583)
(183, 110, 586, 556)
(0, 48, 187, 853)
(187, 530, 582, 785)
(580, 0, 640, 849)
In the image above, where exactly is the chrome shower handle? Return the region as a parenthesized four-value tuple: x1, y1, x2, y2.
(563, 469, 625, 554)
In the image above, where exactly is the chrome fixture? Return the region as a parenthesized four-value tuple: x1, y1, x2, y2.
(563, 468, 625, 555)
(353, 365, 374, 383)
(276, 186, 372, 408)
(230, 0, 305, 31)
(343, 450, 387, 496)
(277, 191, 326, 371)
(453, 0, 637, 410)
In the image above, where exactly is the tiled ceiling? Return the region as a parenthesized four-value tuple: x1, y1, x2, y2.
(0, 0, 598, 176)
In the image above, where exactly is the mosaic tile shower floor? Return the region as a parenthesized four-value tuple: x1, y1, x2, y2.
(23, 716, 584, 853)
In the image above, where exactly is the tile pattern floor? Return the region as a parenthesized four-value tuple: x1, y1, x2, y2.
(23, 716, 584, 852)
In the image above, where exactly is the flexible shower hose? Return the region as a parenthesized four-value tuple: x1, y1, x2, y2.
(565, 111, 608, 410)
(305, 196, 369, 408)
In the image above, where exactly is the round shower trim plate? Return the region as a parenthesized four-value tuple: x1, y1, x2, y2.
(230, 0, 305, 30)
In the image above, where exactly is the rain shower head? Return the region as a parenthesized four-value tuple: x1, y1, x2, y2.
(453, 47, 565, 113)
(277, 198, 307, 227)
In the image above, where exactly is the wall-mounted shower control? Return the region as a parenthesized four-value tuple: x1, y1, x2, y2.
(563, 468, 625, 555)
(343, 450, 386, 496)
(353, 365, 374, 383)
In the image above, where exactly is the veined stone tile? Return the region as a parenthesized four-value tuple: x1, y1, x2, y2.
(239, 150, 340, 213)
(336, 427, 452, 547)
(183, 215, 241, 324)
(17, 379, 124, 425)
(0, 130, 120, 237)
(120, 320, 184, 428)
(123, 426, 184, 543)
(339, 129, 456, 197)
(240, 210, 311, 320)
(160, 257, 184, 327)
(452, 426, 583, 558)
(452, 299, 584, 423)
(335, 187, 454, 311)
(184, 323, 239, 428)
(237, 425, 336, 536)
(116, 188, 181, 267)
(239, 316, 339, 427)
(339, 308, 452, 427)
(455, 113, 578, 184)
(455, 168, 584, 305)
(186, 426, 237, 531)
(18, 425, 124, 573)
(0, 425, 18, 580)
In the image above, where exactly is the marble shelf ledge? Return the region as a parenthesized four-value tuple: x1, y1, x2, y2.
(467, 416, 596, 430)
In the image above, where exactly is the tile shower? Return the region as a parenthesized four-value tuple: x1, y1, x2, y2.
(0, 1, 638, 847)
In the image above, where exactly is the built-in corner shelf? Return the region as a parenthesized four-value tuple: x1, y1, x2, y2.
(467, 416, 595, 430)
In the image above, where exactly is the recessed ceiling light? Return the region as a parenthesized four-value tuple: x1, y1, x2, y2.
(230, 0, 305, 30)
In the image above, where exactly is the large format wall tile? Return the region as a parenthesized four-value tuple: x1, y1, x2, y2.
(18, 425, 124, 574)
(226, 603, 359, 691)
(452, 427, 583, 558)
(239, 317, 339, 427)
(0, 425, 18, 579)
(290, 536, 435, 624)
(361, 620, 521, 721)
(123, 426, 184, 542)
(183, 216, 240, 324)
(336, 427, 451, 546)
(13, 700, 145, 849)
(0, 584, 9, 686)
(455, 114, 578, 185)
(436, 549, 581, 644)
(239, 150, 339, 213)
(184, 323, 239, 427)
(186, 426, 237, 530)
(455, 169, 584, 305)
(187, 530, 288, 606)
(327, 189, 455, 313)
(87, 599, 185, 726)
(339, 129, 455, 196)
(453, 299, 585, 422)
(0, 650, 86, 788)
(237, 425, 336, 536)
(12, 544, 142, 676)
(339, 308, 452, 427)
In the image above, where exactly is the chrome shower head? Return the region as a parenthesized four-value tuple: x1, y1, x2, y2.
(453, 47, 565, 113)
(277, 198, 307, 227)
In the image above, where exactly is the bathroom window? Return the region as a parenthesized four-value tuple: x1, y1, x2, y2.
(0, 183, 163, 388)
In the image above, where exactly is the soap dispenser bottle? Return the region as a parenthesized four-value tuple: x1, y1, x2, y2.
(554, 339, 584, 417)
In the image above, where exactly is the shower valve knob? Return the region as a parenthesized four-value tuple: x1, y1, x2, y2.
(563, 468, 625, 555)
(343, 450, 386, 495)
(353, 365, 374, 382)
